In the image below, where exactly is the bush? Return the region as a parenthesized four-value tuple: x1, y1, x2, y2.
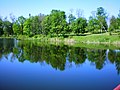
(17, 35, 28, 40)
(109, 32, 112, 35)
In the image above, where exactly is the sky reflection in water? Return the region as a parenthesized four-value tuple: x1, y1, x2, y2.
(0, 38, 120, 90)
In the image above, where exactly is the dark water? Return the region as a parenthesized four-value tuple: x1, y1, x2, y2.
(0, 38, 120, 90)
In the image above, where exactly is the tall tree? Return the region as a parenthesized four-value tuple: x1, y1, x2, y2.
(68, 13, 76, 34)
(18, 16, 26, 34)
(96, 7, 108, 33)
(42, 10, 67, 37)
(109, 16, 118, 33)
(9, 13, 16, 35)
(3, 20, 12, 36)
(0, 18, 3, 36)
(72, 17, 87, 35)
(41, 15, 51, 35)
(117, 9, 120, 30)
(13, 20, 21, 35)
(23, 14, 45, 36)
(68, 14, 76, 24)
(86, 16, 100, 33)
(31, 15, 45, 35)
(23, 17, 32, 35)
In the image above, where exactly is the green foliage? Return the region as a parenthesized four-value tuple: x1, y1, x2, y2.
(117, 10, 120, 31)
(68, 14, 76, 24)
(12, 16, 26, 35)
(87, 49, 106, 70)
(17, 35, 29, 40)
(96, 7, 107, 17)
(42, 10, 67, 37)
(0, 18, 3, 36)
(18, 16, 26, 34)
(3, 20, 13, 36)
(13, 47, 19, 55)
(109, 16, 118, 33)
(108, 50, 120, 74)
(23, 17, 32, 36)
(23, 14, 45, 36)
(1, 39, 120, 71)
(41, 15, 51, 35)
(50, 10, 67, 36)
(86, 7, 108, 34)
(86, 17, 100, 33)
(0, 7, 120, 38)
(13, 21, 21, 35)
(71, 17, 87, 35)
(96, 7, 108, 33)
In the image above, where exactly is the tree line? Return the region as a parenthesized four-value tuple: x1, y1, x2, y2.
(0, 7, 120, 37)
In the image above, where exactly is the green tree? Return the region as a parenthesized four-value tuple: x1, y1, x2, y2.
(13, 21, 21, 35)
(68, 14, 76, 24)
(0, 18, 3, 36)
(23, 14, 45, 36)
(32, 14, 45, 35)
(109, 16, 118, 33)
(96, 7, 108, 33)
(117, 9, 120, 31)
(3, 20, 12, 36)
(42, 10, 67, 37)
(18, 16, 26, 35)
(72, 17, 87, 35)
(41, 15, 51, 35)
(68, 10, 76, 34)
(23, 17, 32, 36)
(50, 10, 67, 36)
(86, 16, 100, 33)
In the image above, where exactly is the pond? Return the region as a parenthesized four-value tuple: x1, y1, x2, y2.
(0, 38, 120, 90)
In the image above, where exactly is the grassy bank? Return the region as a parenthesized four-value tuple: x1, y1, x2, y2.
(0, 33, 120, 49)
(0, 35, 15, 39)
(4, 33, 120, 46)
(73, 33, 120, 45)
(18, 38, 120, 50)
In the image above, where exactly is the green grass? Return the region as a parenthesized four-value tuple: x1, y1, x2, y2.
(73, 33, 120, 44)
(16, 33, 120, 45)
(0, 35, 15, 39)
(18, 36, 120, 50)
(1, 33, 120, 49)
(8, 33, 120, 47)
(70, 43, 120, 50)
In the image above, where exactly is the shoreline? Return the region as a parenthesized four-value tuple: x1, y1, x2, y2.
(0, 34, 120, 47)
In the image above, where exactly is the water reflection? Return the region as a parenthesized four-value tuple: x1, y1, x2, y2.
(87, 49, 106, 70)
(0, 38, 120, 73)
(108, 50, 120, 74)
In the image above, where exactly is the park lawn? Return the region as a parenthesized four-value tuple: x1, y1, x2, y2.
(72, 33, 120, 44)
(15, 32, 120, 46)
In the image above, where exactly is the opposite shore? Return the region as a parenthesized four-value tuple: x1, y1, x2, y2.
(1, 33, 120, 47)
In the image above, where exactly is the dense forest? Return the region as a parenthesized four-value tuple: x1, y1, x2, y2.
(0, 7, 120, 37)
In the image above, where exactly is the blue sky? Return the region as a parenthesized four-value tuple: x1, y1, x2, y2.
(0, 0, 120, 19)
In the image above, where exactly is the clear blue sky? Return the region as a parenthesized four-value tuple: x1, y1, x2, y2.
(0, 0, 120, 19)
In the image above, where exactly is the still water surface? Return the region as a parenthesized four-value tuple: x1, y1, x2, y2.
(0, 38, 120, 90)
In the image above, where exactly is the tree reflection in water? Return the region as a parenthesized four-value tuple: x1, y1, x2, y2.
(0, 38, 120, 74)
(108, 50, 120, 74)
